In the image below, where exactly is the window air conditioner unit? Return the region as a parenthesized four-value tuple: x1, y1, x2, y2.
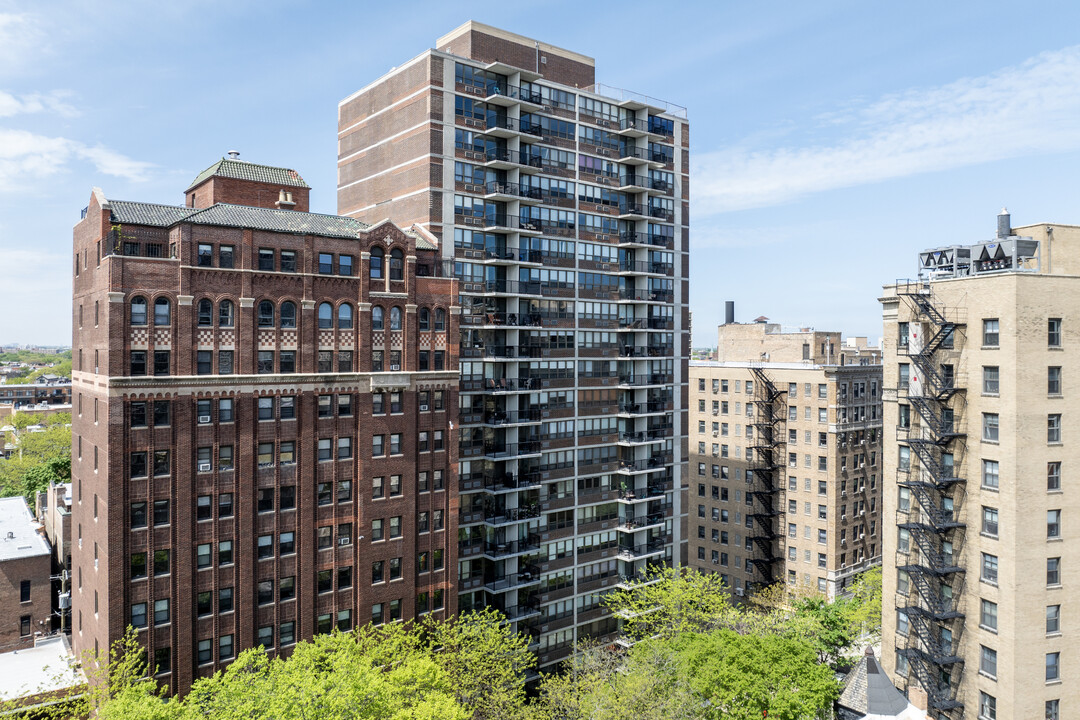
(198, 462, 211, 472)
(338, 537, 350, 546)
(841, 515, 847, 521)
(734, 587, 745, 596)
(420, 405, 429, 411)
(198, 415, 211, 423)
(390, 365, 401, 371)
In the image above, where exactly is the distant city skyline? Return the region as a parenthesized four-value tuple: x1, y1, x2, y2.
(3, 0, 1080, 344)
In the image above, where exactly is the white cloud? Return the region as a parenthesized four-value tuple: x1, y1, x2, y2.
(693, 45, 1080, 214)
(0, 89, 79, 118)
(0, 11, 46, 73)
(0, 128, 153, 189)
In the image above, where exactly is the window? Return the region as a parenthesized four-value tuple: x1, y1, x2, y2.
(390, 249, 404, 280)
(131, 602, 147, 628)
(258, 300, 274, 327)
(982, 460, 999, 489)
(389, 475, 402, 497)
(419, 308, 430, 331)
(389, 306, 402, 331)
(154, 297, 171, 325)
(370, 247, 384, 278)
(153, 350, 170, 375)
(219, 634, 234, 661)
(390, 516, 402, 538)
(338, 437, 353, 460)
(131, 296, 148, 325)
(982, 366, 999, 394)
(1049, 461, 1062, 490)
(197, 299, 213, 325)
(982, 553, 998, 584)
(1048, 509, 1062, 538)
(153, 499, 169, 525)
(980, 645, 997, 677)
(390, 434, 402, 454)
(218, 540, 233, 565)
(1049, 366, 1062, 395)
(257, 534, 274, 559)
(1045, 317, 1062, 347)
(372, 435, 385, 457)
(983, 413, 999, 442)
(979, 692, 996, 720)
(1046, 700, 1060, 720)
(196, 350, 212, 375)
(258, 248, 275, 271)
(219, 398, 234, 422)
(434, 308, 446, 332)
(1047, 604, 1060, 634)
(980, 599, 997, 631)
(1048, 414, 1062, 443)
(130, 553, 147, 579)
(1047, 557, 1061, 586)
(154, 549, 169, 575)
(218, 244, 234, 268)
(371, 519, 384, 541)
(196, 544, 211, 569)
(154, 598, 169, 625)
(280, 301, 296, 329)
(1047, 652, 1060, 681)
(982, 507, 998, 536)
(318, 302, 333, 329)
(983, 318, 999, 347)
(218, 300, 234, 327)
(338, 303, 353, 329)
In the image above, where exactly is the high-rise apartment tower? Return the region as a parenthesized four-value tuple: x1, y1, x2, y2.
(338, 22, 689, 668)
(881, 210, 1077, 720)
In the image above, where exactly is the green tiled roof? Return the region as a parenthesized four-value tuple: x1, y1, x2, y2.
(183, 204, 369, 238)
(186, 158, 309, 192)
(109, 201, 196, 227)
(105, 197, 439, 250)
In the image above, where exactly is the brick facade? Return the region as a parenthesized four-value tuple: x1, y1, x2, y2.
(71, 169, 459, 694)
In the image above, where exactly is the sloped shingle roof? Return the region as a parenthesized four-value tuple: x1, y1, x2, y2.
(182, 203, 369, 238)
(108, 201, 196, 227)
(186, 158, 309, 192)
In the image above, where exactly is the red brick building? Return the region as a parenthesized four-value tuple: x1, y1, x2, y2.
(71, 157, 459, 693)
(0, 497, 52, 652)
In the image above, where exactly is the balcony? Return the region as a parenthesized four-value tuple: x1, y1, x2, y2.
(617, 539, 668, 560)
(481, 115, 535, 139)
(481, 408, 543, 426)
(484, 181, 544, 203)
(484, 148, 543, 169)
(483, 214, 543, 234)
(482, 505, 541, 526)
(483, 535, 541, 558)
(482, 441, 543, 460)
(483, 569, 542, 593)
(618, 203, 648, 220)
(484, 83, 543, 106)
(618, 117, 650, 136)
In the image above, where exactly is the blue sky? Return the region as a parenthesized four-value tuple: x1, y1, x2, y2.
(2, 0, 1080, 346)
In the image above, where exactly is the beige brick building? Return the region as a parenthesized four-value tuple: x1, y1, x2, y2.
(689, 319, 882, 599)
(880, 210, 1077, 720)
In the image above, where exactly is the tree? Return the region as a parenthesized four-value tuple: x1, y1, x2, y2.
(603, 566, 736, 642)
(666, 630, 839, 720)
(788, 595, 856, 667)
(423, 608, 534, 720)
(846, 566, 883, 641)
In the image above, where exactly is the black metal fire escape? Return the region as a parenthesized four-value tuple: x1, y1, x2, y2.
(748, 366, 786, 587)
(897, 282, 967, 719)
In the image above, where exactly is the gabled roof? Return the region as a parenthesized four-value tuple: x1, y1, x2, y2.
(182, 203, 370, 238)
(109, 200, 196, 227)
(186, 158, 309, 192)
(838, 648, 916, 719)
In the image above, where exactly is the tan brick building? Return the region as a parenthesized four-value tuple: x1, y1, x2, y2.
(71, 158, 460, 694)
(338, 22, 689, 669)
(880, 210, 1077, 720)
(689, 319, 882, 599)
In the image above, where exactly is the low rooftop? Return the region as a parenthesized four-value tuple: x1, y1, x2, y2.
(0, 635, 84, 702)
(186, 157, 309, 192)
(0, 496, 50, 562)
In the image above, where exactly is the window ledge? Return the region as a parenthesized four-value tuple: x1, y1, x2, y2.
(978, 624, 998, 634)
(980, 579, 999, 588)
(980, 532, 999, 540)
(1048, 537, 1063, 543)
(1048, 441, 1063, 447)
(978, 671, 997, 681)
(981, 486, 999, 493)
(982, 440, 999, 445)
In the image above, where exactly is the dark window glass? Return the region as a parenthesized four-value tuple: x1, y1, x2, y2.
(130, 402, 147, 427)
(280, 301, 296, 329)
(153, 350, 170, 376)
(197, 299, 213, 325)
(258, 249, 274, 271)
(130, 351, 146, 376)
(219, 245, 234, 269)
(258, 300, 274, 327)
(339, 255, 353, 276)
(196, 350, 212, 375)
(153, 499, 169, 525)
(280, 251, 296, 273)
(319, 253, 333, 274)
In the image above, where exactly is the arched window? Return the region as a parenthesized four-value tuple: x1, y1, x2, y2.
(434, 308, 446, 332)
(154, 297, 171, 325)
(372, 306, 384, 331)
(389, 306, 402, 331)
(280, 301, 297, 329)
(257, 300, 274, 327)
(131, 296, 147, 326)
(389, 249, 404, 281)
(197, 299, 213, 326)
(418, 307, 430, 332)
(318, 302, 333, 329)
(338, 303, 354, 330)
(218, 300, 234, 327)
(370, 248, 384, 279)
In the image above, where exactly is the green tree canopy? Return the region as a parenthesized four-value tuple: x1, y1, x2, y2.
(603, 565, 737, 642)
